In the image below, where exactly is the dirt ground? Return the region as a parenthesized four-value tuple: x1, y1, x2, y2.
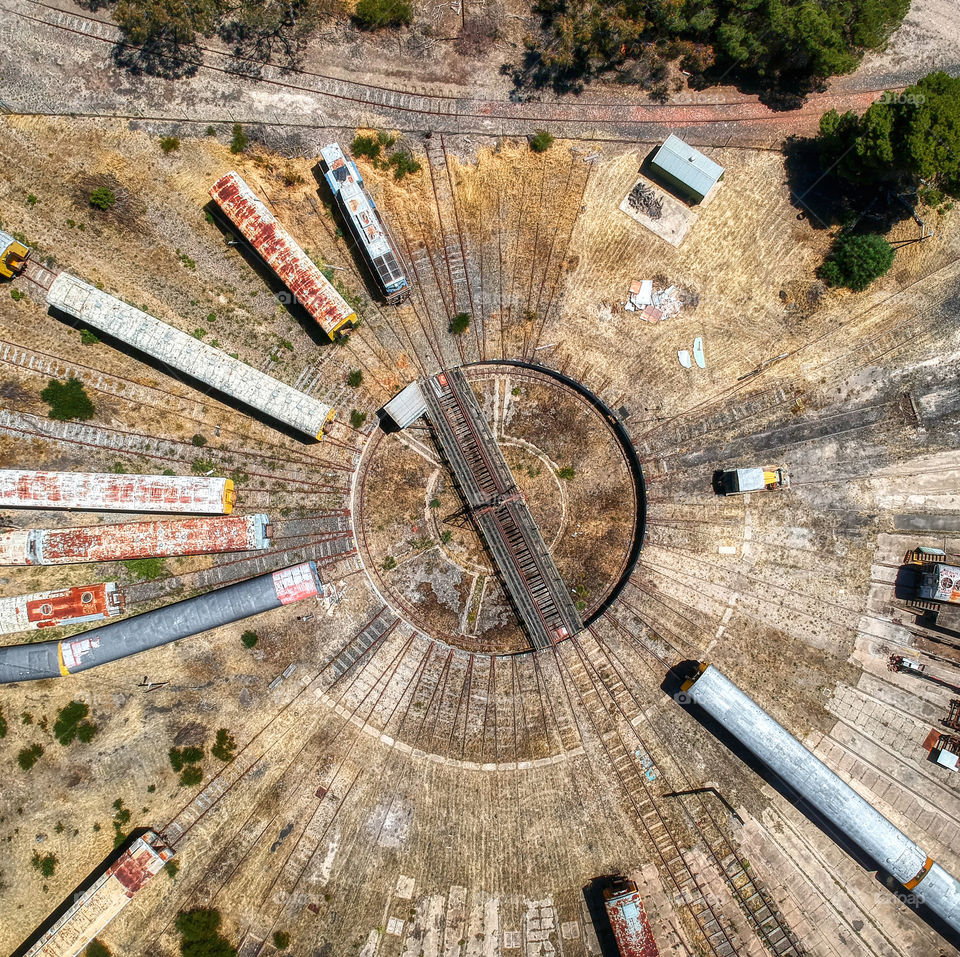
(2, 107, 960, 957)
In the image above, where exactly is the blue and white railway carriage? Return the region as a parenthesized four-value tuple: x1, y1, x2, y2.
(319, 143, 410, 304)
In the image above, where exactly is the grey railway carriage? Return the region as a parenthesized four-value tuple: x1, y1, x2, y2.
(319, 143, 410, 305)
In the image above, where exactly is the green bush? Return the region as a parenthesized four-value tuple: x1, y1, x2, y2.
(41, 377, 94, 421)
(54, 700, 98, 745)
(160, 136, 180, 154)
(123, 557, 166, 580)
(351, 133, 382, 161)
(165, 860, 180, 880)
(179, 765, 203, 787)
(169, 745, 204, 772)
(353, 0, 412, 29)
(89, 187, 116, 211)
(18, 744, 43, 771)
(0, 705, 6, 738)
(819, 233, 895, 291)
(349, 409, 367, 429)
(556, 466, 576, 480)
(273, 931, 291, 950)
(31, 851, 57, 878)
(27, 193, 38, 205)
(382, 555, 397, 571)
(191, 433, 207, 447)
(211, 728, 237, 762)
(86, 940, 112, 957)
(10, 288, 24, 302)
(449, 312, 470, 335)
(241, 630, 258, 648)
(389, 150, 421, 179)
(347, 369, 363, 387)
(175, 907, 237, 956)
(230, 123, 249, 154)
(529, 130, 554, 153)
(80, 328, 100, 345)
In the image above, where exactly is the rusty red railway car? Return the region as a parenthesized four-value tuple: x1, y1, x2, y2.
(0, 514, 270, 565)
(604, 879, 661, 957)
(0, 582, 123, 635)
(209, 170, 357, 339)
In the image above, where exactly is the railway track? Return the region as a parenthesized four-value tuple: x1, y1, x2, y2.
(8, 0, 903, 141)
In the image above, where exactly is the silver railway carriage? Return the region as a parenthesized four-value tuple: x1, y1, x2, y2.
(682, 662, 960, 937)
(319, 143, 410, 304)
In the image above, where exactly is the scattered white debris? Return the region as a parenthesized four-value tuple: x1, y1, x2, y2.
(678, 350, 692, 369)
(626, 280, 684, 321)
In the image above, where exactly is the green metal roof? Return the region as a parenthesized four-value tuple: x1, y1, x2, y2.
(651, 134, 724, 198)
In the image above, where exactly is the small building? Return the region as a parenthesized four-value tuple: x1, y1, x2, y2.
(0, 229, 29, 278)
(382, 381, 427, 430)
(649, 135, 724, 205)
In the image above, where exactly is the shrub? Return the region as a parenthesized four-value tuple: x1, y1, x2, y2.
(18, 744, 43, 771)
(819, 233, 895, 291)
(191, 433, 207, 447)
(347, 369, 363, 387)
(389, 150, 421, 179)
(440, 530, 453, 544)
(31, 851, 57, 878)
(41, 377, 94, 421)
(123, 557, 165, 580)
(192, 458, 217, 475)
(273, 931, 291, 950)
(429, 497, 441, 509)
(449, 312, 470, 335)
(230, 123, 249, 154)
(89, 187, 116, 211)
(27, 193, 38, 205)
(382, 556, 397, 571)
(165, 860, 180, 880)
(86, 940, 112, 957)
(206, 126, 216, 136)
(180, 765, 203, 787)
(556, 466, 576, 480)
(10, 289, 24, 302)
(0, 705, 6, 738)
(160, 136, 180, 154)
(211, 728, 237, 762)
(80, 328, 99, 345)
(241, 630, 258, 648)
(530, 130, 554, 153)
(53, 700, 98, 745)
(169, 745, 204, 772)
(352, 133, 382, 161)
(349, 409, 367, 429)
(353, 0, 412, 29)
(175, 907, 236, 956)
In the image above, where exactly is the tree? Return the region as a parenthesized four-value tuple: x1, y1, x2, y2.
(352, 0, 412, 30)
(350, 409, 367, 429)
(89, 186, 116, 210)
(113, 0, 218, 76)
(86, 941, 112, 957)
(347, 369, 363, 387)
(902, 72, 960, 192)
(272, 931, 291, 950)
(819, 233, 895, 291)
(42, 378, 95, 421)
(219, 0, 326, 67)
(180, 765, 204, 787)
(169, 746, 205, 772)
(211, 729, 237, 762)
(449, 312, 470, 335)
(54, 700, 98, 745)
(241, 630, 258, 648)
(18, 744, 43, 771)
(175, 907, 237, 957)
(31, 851, 57, 878)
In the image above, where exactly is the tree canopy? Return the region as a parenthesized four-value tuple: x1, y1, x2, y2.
(819, 233, 895, 291)
(817, 72, 960, 194)
(514, 0, 911, 97)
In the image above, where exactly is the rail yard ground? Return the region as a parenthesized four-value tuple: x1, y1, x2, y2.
(2, 8, 960, 956)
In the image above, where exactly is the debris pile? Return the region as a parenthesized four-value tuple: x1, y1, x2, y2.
(624, 280, 684, 321)
(627, 182, 663, 220)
